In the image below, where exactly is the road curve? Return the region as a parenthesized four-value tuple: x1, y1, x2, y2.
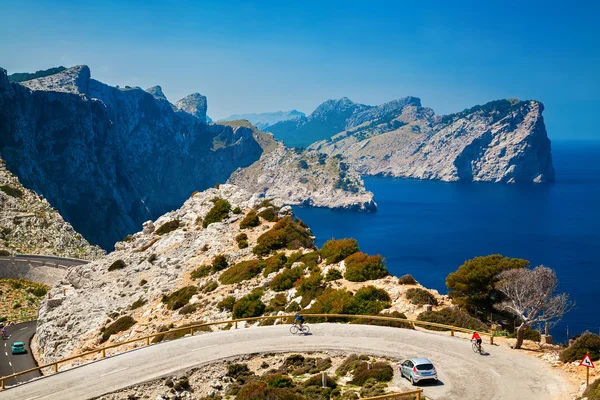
(0, 321, 41, 387)
(0, 324, 571, 400)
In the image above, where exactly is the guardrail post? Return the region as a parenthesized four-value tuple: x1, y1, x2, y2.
(101, 348, 106, 358)
(53, 362, 58, 373)
(451, 329, 454, 337)
(146, 337, 150, 346)
(235, 321, 238, 329)
(490, 335, 494, 345)
(1, 378, 4, 390)
(190, 327, 194, 336)
(416, 389, 421, 400)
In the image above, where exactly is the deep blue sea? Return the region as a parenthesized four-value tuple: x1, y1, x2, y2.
(293, 141, 600, 341)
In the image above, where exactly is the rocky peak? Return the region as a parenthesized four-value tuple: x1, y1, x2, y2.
(145, 85, 168, 101)
(175, 93, 208, 123)
(310, 97, 371, 121)
(20, 65, 91, 95)
(0, 68, 9, 93)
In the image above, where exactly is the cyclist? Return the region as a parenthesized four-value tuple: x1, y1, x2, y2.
(1, 326, 7, 338)
(472, 331, 482, 352)
(294, 314, 305, 329)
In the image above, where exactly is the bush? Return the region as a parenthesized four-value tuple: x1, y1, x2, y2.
(583, 377, 600, 400)
(232, 289, 266, 319)
(343, 253, 387, 282)
(139, 279, 148, 286)
(296, 273, 325, 307)
(253, 217, 314, 256)
(298, 160, 309, 169)
(351, 311, 413, 329)
(560, 332, 600, 363)
(336, 355, 362, 377)
(220, 260, 264, 284)
(359, 378, 387, 397)
(28, 286, 48, 297)
(236, 233, 248, 242)
(266, 293, 289, 313)
(508, 327, 541, 342)
(307, 288, 354, 316)
(347, 286, 391, 315)
(320, 238, 359, 264)
(101, 316, 136, 343)
(270, 267, 304, 292)
(240, 210, 261, 229)
(286, 301, 301, 312)
(0, 185, 23, 198)
(0, 250, 10, 256)
(398, 274, 417, 285)
(266, 374, 294, 388)
(263, 253, 288, 277)
(202, 198, 231, 228)
(406, 288, 438, 306)
(156, 220, 180, 235)
(417, 307, 488, 332)
(304, 373, 337, 389)
(212, 254, 229, 271)
(350, 361, 393, 386)
(227, 363, 250, 378)
(233, 206, 243, 214)
(190, 264, 212, 280)
(325, 269, 343, 281)
(130, 297, 146, 310)
(218, 296, 236, 312)
(201, 280, 218, 293)
(258, 207, 279, 222)
(238, 240, 249, 249)
(179, 303, 197, 315)
(108, 259, 126, 271)
(162, 286, 198, 310)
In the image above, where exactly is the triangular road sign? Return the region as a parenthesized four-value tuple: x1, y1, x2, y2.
(580, 354, 595, 368)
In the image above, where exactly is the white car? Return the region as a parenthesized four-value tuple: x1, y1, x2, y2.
(399, 357, 438, 385)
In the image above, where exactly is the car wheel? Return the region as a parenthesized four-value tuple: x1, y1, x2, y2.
(410, 376, 415, 385)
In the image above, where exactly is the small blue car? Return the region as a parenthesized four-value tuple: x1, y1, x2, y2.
(11, 342, 26, 355)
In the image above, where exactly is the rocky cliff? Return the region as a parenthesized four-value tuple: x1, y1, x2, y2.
(35, 185, 443, 366)
(0, 157, 104, 259)
(306, 98, 555, 183)
(224, 121, 376, 211)
(219, 110, 306, 130)
(0, 66, 263, 249)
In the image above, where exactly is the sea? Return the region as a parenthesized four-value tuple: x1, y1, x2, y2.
(293, 141, 600, 342)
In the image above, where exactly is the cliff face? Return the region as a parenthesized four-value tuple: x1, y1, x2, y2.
(218, 110, 305, 130)
(308, 98, 555, 183)
(0, 157, 104, 259)
(0, 66, 263, 249)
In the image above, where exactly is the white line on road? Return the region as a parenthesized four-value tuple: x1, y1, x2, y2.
(20, 327, 28, 331)
(8, 361, 11, 367)
(489, 368, 500, 376)
(100, 367, 129, 377)
(4, 352, 7, 356)
(192, 344, 218, 351)
(24, 396, 42, 400)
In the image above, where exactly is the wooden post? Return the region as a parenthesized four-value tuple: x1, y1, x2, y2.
(190, 327, 194, 336)
(146, 337, 150, 346)
(321, 371, 327, 388)
(416, 389, 421, 400)
(53, 362, 58, 373)
(490, 335, 494, 345)
(450, 329, 454, 337)
(101, 348, 106, 358)
(587, 365, 590, 387)
(1, 378, 5, 390)
(235, 321, 238, 329)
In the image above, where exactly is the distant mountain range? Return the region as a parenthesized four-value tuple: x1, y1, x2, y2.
(218, 110, 305, 130)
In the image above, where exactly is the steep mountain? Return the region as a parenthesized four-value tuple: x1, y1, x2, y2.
(267, 98, 372, 147)
(310, 98, 555, 183)
(218, 110, 305, 130)
(223, 121, 376, 211)
(175, 93, 208, 123)
(7, 66, 67, 83)
(0, 65, 263, 249)
(0, 157, 104, 259)
(34, 185, 442, 366)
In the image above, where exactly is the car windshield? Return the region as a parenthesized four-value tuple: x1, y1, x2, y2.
(14, 344, 23, 347)
(416, 363, 434, 371)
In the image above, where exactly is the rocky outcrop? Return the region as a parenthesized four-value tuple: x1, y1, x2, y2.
(308, 98, 555, 183)
(175, 93, 208, 123)
(0, 157, 104, 259)
(34, 185, 440, 366)
(0, 66, 263, 249)
(219, 110, 306, 130)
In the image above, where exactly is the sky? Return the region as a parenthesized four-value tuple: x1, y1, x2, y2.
(1, 0, 599, 140)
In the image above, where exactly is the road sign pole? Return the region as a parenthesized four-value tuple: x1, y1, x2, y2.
(587, 365, 590, 387)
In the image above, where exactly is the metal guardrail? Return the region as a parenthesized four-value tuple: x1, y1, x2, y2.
(0, 313, 495, 390)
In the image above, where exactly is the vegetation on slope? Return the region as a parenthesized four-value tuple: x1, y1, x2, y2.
(0, 279, 49, 323)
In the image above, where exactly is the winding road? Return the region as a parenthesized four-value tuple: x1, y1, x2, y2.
(0, 321, 40, 387)
(0, 324, 571, 399)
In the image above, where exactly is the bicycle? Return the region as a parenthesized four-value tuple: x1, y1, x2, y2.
(471, 339, 484, 354)
(289, 323, 310, 335)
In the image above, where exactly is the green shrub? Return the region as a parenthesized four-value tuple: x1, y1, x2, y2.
(233, 206, 243, 214)
(417, 307, 487, 332)
(405, 288, 439, 306)
(240, 210, 260, 229)
(130, 297, 146, 310)
(0, 185, 23, 198)
(232, 289, 266, 319)
(202, 198, 231, 228)
(398, 274, 417, 285)
(201, 280, 218, 293)
(101, 316, 136, 343)
(263, 253, 288, 276)
(0, 250, 10, 257)
(258, 207, 279, 222)
(508, 327, 541, 342)
(218, 296, 236, 312)
(307, 288, 354, 316)
(270, 267, 304, 292)
(560, 332, 600, 363)
(304, 373, 337, 389)
(108, 259, 126, 271)
(583, 377, 600, 400)
(347, 286, 391, 315)
(296, 273, 325, 307)
(179, 303, 197, 315)
(351, 311, 413, 329)
(28, 286, 48, 297)
(139, 279, 148, 286)
(325, 269, 343, 281)
(236, 233, 248, 242)
(190, 264, 212, 280)
(162, 286, 198, 310)
(336, 355, 361, 377)
(266, 374, 294, 388)
(350, 361, 393, 386)
(260, 199, 275, 208)
(343, 252, 387, 282)
(253, 217, 314, 256)
(122, 234, 134, 242)
(266, 293, 288, 313)
(156, 220, 180, 235)
(227, 363, 250, 378)
(359, 378, 387, 397)
(320, 238, 359, 264)
(238, 239, 249, 249)
(235, 381, 305, 400)
(298, 160, 309, 169)
(212, 254, 229, 271)
(286, 301, 301, 312)
(220, 260, 264, 284)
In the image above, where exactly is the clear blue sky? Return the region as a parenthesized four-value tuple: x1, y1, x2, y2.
(1, 0, 598, 140)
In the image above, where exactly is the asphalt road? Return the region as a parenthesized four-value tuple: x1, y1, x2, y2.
(12, 254, 89, 267)
(0, 324, 571, 400)
(0, 321, 40, 387)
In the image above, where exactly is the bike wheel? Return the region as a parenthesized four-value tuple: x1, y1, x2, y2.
(478, 346, 484, 354)
(472, 342, 478, 353)
(301, 325, 310, 334)
(290, 325, 299, 334)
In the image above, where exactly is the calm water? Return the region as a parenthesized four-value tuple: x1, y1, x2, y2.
(293, 141, 600, 341)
